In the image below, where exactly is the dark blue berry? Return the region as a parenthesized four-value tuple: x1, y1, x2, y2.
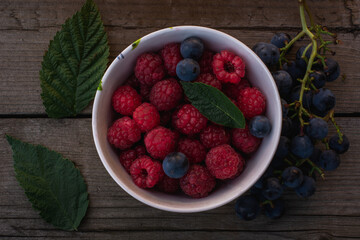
(281, 99, 289, 118)
(252, 42, 280, 66)
(306, 118, 328, 140)
(162, 152, 189, 179)
(262, 177, 283, 200)
(235, 195, 260, 221)
(176, 58, 200, 82)
(318, 150, 340, 171)
(249, 115, 272, 138)
(323, 58, 340, 82)
(309, 71, 326, 88)
(282, 61, 305, 82)
(290, 85, 312, 109)
(254, 166, 274, 189)
(295, 176, 316, 197)
(310, 148, 322, 167)
(312, 88, 336, 113)
(329, 134, 350, 154)
(291, 135, 314, 159)
(275, 136, 290, 160)
(264, 198, 285, 219)
(281, 117, 293, 137)
(296, 45, 313, 70)
(271, 33, 291, 49)
(180, 37, 204, 60)
(282, 166, 304, 188)
(272, 70, 293, 98)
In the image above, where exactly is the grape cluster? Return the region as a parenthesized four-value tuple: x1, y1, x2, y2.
(235, 8, 350, 220)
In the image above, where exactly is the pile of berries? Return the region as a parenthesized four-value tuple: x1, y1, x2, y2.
(107, 36, 272, 199)
(235, 30, 349, 220)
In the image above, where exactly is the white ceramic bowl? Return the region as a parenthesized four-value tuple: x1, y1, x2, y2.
(92, 26, 282, 213)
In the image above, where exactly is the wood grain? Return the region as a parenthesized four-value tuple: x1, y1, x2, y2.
(1, 118, 359, 239)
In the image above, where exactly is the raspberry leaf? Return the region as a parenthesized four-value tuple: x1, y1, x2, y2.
(181, 82, 245, 129)
(40, 0, 109, 118)
(6, 135, 89, 231)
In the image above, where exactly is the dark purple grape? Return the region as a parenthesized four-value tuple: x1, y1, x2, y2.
(282, 61, 305, 82)
(309, 148, 322, 167)
(281, 117, 293, 137)
(291, 135, 314, 159)
(318, 150, 340, 170)
(290, 85, 312, 109)
(271, 33, 291, 49)
(312, 88, 336, 113)
(272, 70, 293, 98)
(235, 195, 260, 221)
(296, 45, 313, 70)
(264, 198, 285, 219)
(275, 136, 290, 160)
(309, 71, 326, 88)
(281, 99, 289, 118)
(306, 118, 329, 140)
(262, 177, 284, 200)
(295, 176, 316, 197)
(323, 58, 340, 82)
(282, 166, 304, 188)
(252, 42, 280, 67)
(329, 134, 350, 154)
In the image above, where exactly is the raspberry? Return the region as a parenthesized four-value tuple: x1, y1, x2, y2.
(124, 75, 140, 90)
(172, 104, 207, 135)
(223, 78, 251, 99)
(157, 175, 179, 193)
(195, 73, 222, 90)
(150, 79, 183, 111)
(135, 52, 165, 86)
(177, 138, 206, 163)
(119, 149, 138, 173)
(107, 117, 141, 150)
(212, 50, 245, 84)
(130, 156, 163, 188)
(133, 103, 160, 132)
(231, 125, 261, 154)
(160, 43, 182, 76)
(180, 164, 216, 198)
(112, 85, 142, 116)
(205, 144, 244, 179)
(237, 87, 266, 119)
(160, 110, 173, 126)
(140, 84, 151, 101)
(200, 124, 230, 149)
(144, 127, 176, 159)
(198, 50, 215, 74)
(134, 145, 146, 156)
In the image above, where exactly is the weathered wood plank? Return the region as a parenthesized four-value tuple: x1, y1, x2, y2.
(0, 28, 359, 115)
(0, 117, 359, 239)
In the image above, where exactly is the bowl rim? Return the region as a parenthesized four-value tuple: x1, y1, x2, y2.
(92, 25, 282, 213)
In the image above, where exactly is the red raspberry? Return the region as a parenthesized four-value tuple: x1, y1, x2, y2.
(133, 103, 160, 132)
(134, 145, 146, 156)
(140, 84, 151, 101)
(119, 149, 138, 173)
(112, 85, 142, 116)
(195, 73, 222, 90)
(237, 87, 266, 119)
(150, 79, 183, 111)
(180, 165, 216, 198)
(177, 138, 206, 163)
(157, 175, 180, 193)
(107, 117, 141, 150)
(212, 50, 245, 84)
(205, 144, 244, 179)
(135, 52, 165, 86)
(231, 153, 245, 179)
(144, 127, 176, 159)
(223, 78, 251, 99)
(160, 43, 182, 76)
(172, 104, 207, 135)
(130, 156, 163, 188)
(231, 125, 261, 154)
(198, 50, 215, 74)
(160, 110, 173, 126)
(199, 124, 230, 149)
(124, 75, 140, 90)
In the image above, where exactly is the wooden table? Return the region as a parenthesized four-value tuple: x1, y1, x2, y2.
(1, 0, 360, 239)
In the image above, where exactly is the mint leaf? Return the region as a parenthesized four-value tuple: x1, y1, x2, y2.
(6, 135, 89, 231)
(181, 82, 245, 129)
(40, 0, 109, 118)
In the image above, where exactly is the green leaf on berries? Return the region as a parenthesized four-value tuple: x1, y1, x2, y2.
(6, 135, 89, 231)
(181, 82, 245, 129)
(40, 0, 109, 118)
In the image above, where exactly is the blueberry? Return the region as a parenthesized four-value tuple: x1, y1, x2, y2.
(306, 118, 328, 140)
(282, 61, 305, 82)
(290, 85, 312, 109)
(275, 136, 290, 160)
(176, 58, 200, 81)
(309, 71, 326, 88)
(180, 37, 204, 60)
(252, 42, 280, 67)
(162, 152, 189, 179)
(296, 46, 313, 70)
(282, 166, 304, 188)
(318, 150, 340, 170)
(264, 198, 285, 219)
(323, 58, 340, 82)
(262, 177, 283, 200)
(281, 99, 289, 118)
(235, 195, 260, 221)
(281, 117, 293, 137)
(272, 70, 293, 98)
(249, 115, 272, 138)
(295, 176, 316, 197)
(271, 33, 291, 49)
(329, 134, 350, 154)
(290, 135, 314, 159)
(312, 88, 336, 113)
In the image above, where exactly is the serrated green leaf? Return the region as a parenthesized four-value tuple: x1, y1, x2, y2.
(181, 82, 245, 129)
(6, 135, 89, 231)
(40, 0, 109, 118)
